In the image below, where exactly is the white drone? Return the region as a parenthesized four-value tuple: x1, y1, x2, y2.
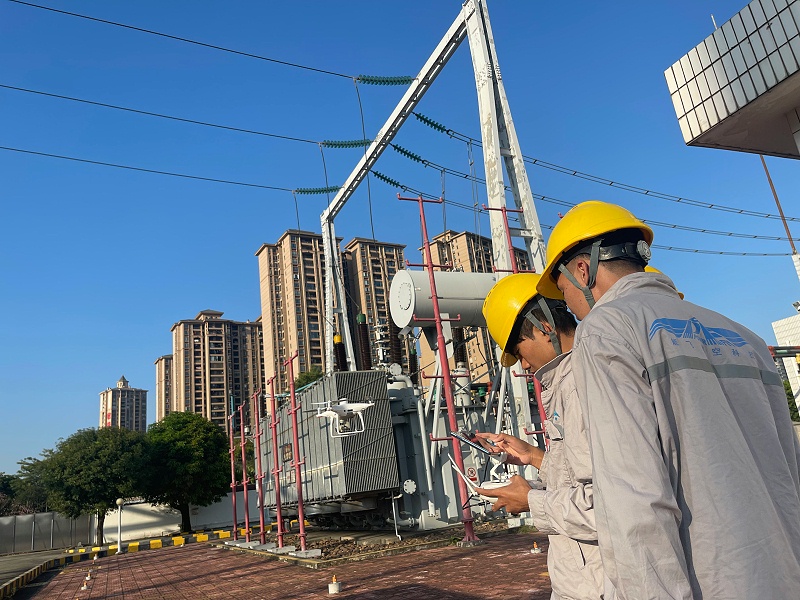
(315, 398, 375, 438)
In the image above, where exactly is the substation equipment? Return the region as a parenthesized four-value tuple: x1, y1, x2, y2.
(257, 0, 548, 538)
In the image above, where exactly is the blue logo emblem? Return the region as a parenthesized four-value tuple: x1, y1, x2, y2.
(648, 317, 748, 347)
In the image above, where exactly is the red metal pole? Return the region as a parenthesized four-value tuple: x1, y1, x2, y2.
(400, 194, 479, 543)
(239, 403, 251, 542)
(501, 206, 519, 273)
(252, 389, 266, 545)
(284, 353, 307, 551)
(267, 376, 286, 548)
(483, 204, 531, 273)
(227, 414, 238, 541)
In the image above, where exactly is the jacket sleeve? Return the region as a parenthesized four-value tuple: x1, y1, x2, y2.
(527, 482, 596, 540)
(574, 332, 693, 600)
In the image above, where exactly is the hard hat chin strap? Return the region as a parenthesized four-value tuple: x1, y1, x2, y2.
(557, 240, 600, 309)
(522, 297, 563, 356)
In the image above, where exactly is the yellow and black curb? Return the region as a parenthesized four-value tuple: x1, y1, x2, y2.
(64, 528, 236, 555)
(0, 553, 95, 599)
(0, 529, 241, 598)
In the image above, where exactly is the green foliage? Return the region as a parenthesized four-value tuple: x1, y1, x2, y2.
(11, 457, 52, 514)
(0, 472, 17, 516)
(43, 428, 146, 519)
(0, 472, 14, 497)
(36, 428, 146, 541)
(783, 380, 800, 422)
(295, 366, 323, 389)
(143, 412, 229, 532)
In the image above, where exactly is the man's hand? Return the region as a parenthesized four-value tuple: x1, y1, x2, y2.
(474, 432, 544, 468)
(474, 475, 533, 514)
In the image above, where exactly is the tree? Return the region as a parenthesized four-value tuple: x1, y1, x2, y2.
(11, 457, 52, 514)
(783, 380, 800, 422)
(295, 366, 323, 389)
(43, 428, 146, 543)
(0, 472, 17, 516)
(143, 412, 229, 532)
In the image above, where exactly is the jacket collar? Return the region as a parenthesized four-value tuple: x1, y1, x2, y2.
(592, 271, 680, 309)
(534, 351, 573, 390)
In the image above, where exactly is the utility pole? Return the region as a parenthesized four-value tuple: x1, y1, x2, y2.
(759, 154, 800, 284)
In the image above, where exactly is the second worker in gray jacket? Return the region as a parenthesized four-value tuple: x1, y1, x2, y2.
(478, 273, 604, 600)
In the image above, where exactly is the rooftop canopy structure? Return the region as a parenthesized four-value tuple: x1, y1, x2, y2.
(667, 0, 800, 158)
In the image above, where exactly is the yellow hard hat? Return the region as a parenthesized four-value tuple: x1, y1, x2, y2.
(645, 265, 684, 299)
(483, 273, 544, 368)
(537, 201, 654, 299)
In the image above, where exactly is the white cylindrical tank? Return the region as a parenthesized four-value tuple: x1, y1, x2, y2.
(389, 270, 497, 329)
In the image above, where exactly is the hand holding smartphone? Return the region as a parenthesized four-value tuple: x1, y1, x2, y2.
(450, 430, 507, 464)
(450, 429, 492, 454)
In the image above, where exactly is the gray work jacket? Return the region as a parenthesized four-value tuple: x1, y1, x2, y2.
(530, 352, 604, 599)
(573, 272, 800, 599)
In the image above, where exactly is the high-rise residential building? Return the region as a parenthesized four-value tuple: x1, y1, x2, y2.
(256, 230, 409, 393)
(256, 230, 332, 394)
(419, 230, 532, 383)
(342, 238, 407, 370)
(154, 355, 173, 421)
(99, 376, 147, 432)
(169, 310, 264, 430)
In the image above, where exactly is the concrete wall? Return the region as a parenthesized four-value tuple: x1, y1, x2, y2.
(103, 490, 263, 543)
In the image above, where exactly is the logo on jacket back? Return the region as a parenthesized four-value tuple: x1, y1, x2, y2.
(648, 317, 747, 347)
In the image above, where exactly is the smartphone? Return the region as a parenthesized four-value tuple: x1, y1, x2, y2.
(450, 430, 492, 455)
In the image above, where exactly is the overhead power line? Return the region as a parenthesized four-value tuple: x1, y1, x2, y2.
(1, 84, 383, 149)
(4, 139, 786, 257)
(412, 112, 800, 223)
(0, 83, 320, 144)
(8, 0, 354, 78)
(370, 170, 792, 257)
(0, 145, 294, 192)
(389, 143, 800, 242)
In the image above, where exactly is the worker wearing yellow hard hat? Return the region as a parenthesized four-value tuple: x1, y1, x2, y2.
(532, 200, 800, 598)
(478, 273, 603, 599)
(536, 200, 653, 317)
(482, 273, 570, 368)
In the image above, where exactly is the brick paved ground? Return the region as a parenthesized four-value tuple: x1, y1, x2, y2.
(22, 531, 551, 599)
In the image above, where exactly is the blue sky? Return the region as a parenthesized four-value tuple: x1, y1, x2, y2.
(2, 0, 799, 474)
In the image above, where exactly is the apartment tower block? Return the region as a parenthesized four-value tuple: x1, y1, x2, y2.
(154, 355, 173, 421)
(343, 237, 406, 370)
(99, 375, 147, 432)
(169, 310, 264, 430)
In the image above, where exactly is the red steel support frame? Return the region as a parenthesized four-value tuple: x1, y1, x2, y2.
(252, 388, 266, 545)
(284, 352, 308, 551)
(267, 376, 286, 548)
(399, 194, 479, 543)
(227, 413, 238, 541)
(238, 402, 251, 542)
(482, 204, 536, 274)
